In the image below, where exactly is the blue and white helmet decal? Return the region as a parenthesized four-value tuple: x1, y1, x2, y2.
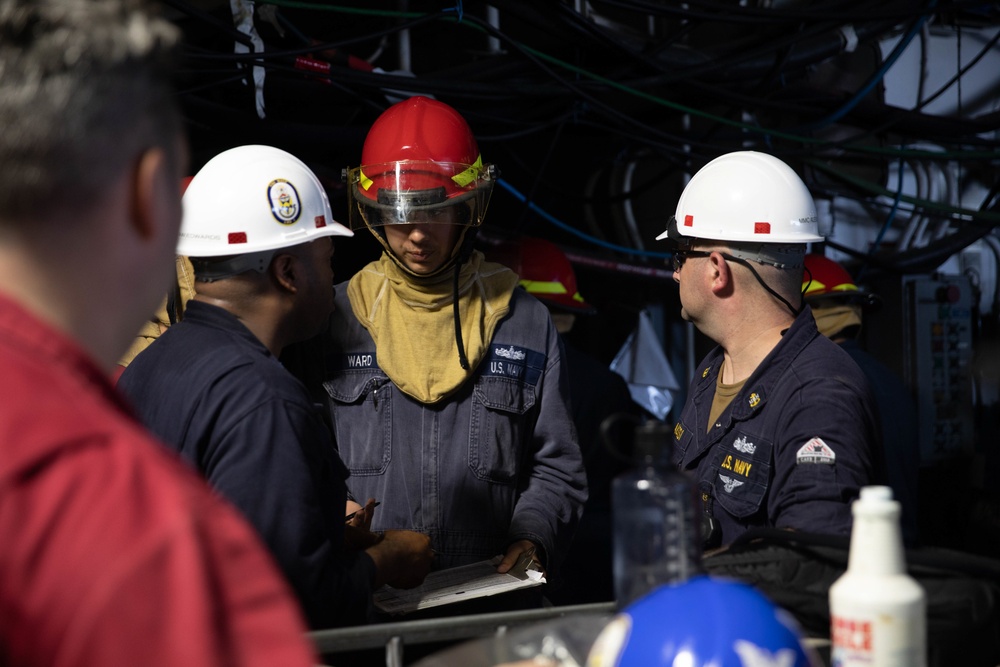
(267, 178, 301, 225)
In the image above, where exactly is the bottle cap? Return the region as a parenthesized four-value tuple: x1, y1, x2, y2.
(853, 485, 900, 518)
(634, 420, 671, 463)
(860, 486, 894, 502)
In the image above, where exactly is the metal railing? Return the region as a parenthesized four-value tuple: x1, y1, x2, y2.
(308, 602, 615, 667)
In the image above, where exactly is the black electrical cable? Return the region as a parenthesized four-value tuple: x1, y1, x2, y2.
(166, 0, 1000, 270)
(471, 110, 577, 142)
(540, 0, 848, 96)
(613, 18, 900, 86)
(161, 0, 256, 48)
(541, 3, 686, 82)
(601, 0, 970, 23)
(163, 2, 904, 159)
(171, 0, 993, 148)
(917, 27, 1000, 111)
(168, 4, 447, 62)
(513, 110, 568, 232)
(372, 12, 705, 150)
(176, 14, 996, 176)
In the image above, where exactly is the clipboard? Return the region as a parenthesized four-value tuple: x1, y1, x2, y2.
(373, 550, 546, 615)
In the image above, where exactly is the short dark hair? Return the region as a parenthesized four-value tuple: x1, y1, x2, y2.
(0, 0, 182, 223)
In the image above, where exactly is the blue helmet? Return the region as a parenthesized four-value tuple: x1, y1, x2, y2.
(587, 576, 820, 667)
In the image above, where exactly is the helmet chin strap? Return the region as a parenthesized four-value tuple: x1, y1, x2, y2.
(189, 249, 276, 282)
(683, 237, 806, 319)
(452, 261, 470, 369)
(446, 226, 478, 370)
(726, 254, 803, 319)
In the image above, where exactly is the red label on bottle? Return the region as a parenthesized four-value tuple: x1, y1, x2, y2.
(831, 615, 872, 652)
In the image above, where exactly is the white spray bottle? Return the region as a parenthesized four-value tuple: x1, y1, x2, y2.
(829, 485, 926, 667)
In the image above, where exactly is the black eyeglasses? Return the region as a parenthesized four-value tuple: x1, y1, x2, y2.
(671, 250, 714, 271)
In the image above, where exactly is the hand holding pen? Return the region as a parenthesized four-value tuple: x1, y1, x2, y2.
(345, 500, 380, 524)
(343, 498, 383, 551)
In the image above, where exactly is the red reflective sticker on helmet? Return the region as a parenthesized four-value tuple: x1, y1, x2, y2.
(684, 214, 694, 227)
(228, 232, 247, 244)
(315, 215, 327, 228)
(754, 222, 771, 234)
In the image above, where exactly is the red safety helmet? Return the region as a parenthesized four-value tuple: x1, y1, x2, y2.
(514, 236, 595, 314)
(344, 96, 496, 232)
(802, 254, 880, 309)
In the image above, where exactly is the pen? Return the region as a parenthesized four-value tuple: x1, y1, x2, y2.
(344, 501, 380, 523)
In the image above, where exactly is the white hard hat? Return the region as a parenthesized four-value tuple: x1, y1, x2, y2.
(657, 151, 823, 245)
(179, 145, 352, 259)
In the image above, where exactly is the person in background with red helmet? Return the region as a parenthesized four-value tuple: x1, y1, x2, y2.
(312, 97, 587, 597)
(506, 235, 644, 605)
(803, 253, 918, 544)
(514, 236, 595, 322)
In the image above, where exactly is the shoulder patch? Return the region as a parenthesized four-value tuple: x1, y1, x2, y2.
(796, 437, 836, 465)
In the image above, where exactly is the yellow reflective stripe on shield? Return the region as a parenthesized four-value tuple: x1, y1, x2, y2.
(520, 279, 568, 295)
(804, 279, 860, 295)
(451, 155, 483, 188)
(358, 167, 373, 192)
(803, 279, 828, 294)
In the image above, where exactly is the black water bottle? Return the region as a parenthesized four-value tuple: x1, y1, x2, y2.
(611, 419, 702, 608)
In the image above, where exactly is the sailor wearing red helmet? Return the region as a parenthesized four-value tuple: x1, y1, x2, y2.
(803, 253, 917, 544)
(308, 97, 587, 595)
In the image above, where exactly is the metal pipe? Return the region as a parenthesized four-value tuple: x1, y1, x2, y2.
(308, 602, 615, 657)
(487, 5, 501, 54)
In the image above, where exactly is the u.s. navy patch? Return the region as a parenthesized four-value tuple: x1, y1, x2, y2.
(796, 437, 836, 465)
(482, 344, 544, 386)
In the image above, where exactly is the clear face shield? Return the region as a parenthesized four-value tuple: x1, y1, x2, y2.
(344, 159, 497, 231)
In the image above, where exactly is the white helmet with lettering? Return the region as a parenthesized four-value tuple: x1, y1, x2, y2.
(180, 145, 352, 279)
(657, 151, 822, 268)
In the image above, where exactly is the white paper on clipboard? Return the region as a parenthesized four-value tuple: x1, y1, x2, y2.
(373, 553, 546, 616)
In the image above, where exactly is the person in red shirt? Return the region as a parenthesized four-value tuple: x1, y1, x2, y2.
(0, 1, 320, 664)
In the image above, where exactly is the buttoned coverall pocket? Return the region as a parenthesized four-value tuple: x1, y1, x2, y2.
(469, 376, 535, 484)
(712, 434, 773, 519)
(323, 373, 392, 476)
